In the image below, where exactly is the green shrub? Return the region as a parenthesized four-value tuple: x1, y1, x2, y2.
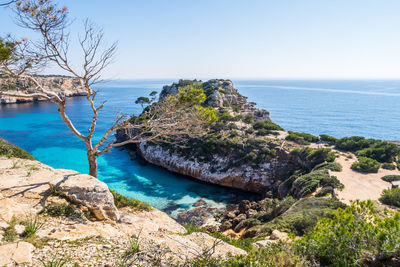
(380, 188, 400, 207)
(252, 120, 283, 131)
(312, 162, 342, 172)
(291, 147, 336, 170)
(382, 163, 396, 170)
(298, 200, 400, 266)
(381, 175, 400, 182)
(183, 224, 204, 235)
(243, 114, 254, 124)
(285, 131, 319, 145)
(260, 198, 345, 236)
(0, 138, 35, 160)
(43, 203, 77, 217)
(335, 136, 400, 163)
(351, 157, 380, 173)
(111, 190, 152, 211)
(319, 134, 337, 145)
(21, 217, 43, 238)
(291, 169, 343, 198)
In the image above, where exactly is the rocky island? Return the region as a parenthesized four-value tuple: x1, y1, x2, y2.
(0, 75, 86, 104)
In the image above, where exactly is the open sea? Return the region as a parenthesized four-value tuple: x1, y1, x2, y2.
(0, 79, 399, 216)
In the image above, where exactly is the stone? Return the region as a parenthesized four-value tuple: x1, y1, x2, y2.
(0, 221, 9, 229)
(50, 174, 119, 221)
(14, 224, 25, 235)
(246, 209, 258, 218)
(232, 213, 247, 226)
(0, 243, 17, 266)
(252, 239, 275, 248)
(220, 220, 233, 232)
(270, 230, 289, 241)
(238, 200, 250, 214)
(202, 218, 221, 233)
(242, 227, 261, 238)
(12, 242, 35, 264)
(225, 211, 236, 219)
(194, 200, 206, 207)
(233, 220, 246, 233)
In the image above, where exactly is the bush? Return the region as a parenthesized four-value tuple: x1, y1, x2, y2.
(298, 200, 400, 266)
(381, 175, 400, 182)
(319, 134, 337, 145)
(0, 138, 35, 160)
(335, 136, 400, 163)
(382, 163, 396, 170)
(380, 188, 400, 207)
(285, 131, 319, 145)
(291, 169, 343, 198)
(260, 198, 346, 236)
(351, 157, 380, 173)
(43, 203, 77, 217)
(312, 162, 342, 172)
(252, 121, 283, 131)
(111, 190, 152, 211)
(291, 147, 336, 170)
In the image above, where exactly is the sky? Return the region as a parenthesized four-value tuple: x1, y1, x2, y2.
(1, 0, 400, 80)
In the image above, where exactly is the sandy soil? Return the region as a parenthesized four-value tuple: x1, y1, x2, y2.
(331, 152, 400, 204)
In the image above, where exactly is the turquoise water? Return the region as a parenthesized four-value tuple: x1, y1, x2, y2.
(0, 80, 399, 216)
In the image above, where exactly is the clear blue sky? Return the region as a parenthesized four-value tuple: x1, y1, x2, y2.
(1, 0, 400, 79)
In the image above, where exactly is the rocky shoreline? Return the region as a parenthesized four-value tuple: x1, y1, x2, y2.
(0, 76, 86, 104)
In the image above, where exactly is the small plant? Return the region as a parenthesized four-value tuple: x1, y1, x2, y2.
(351, 157, 380, 173)
(381, 175, 400, 182)
(128, 234, 140, 255)
(40, 256, 69, 267)
(12, 162, 19, 169)
(380, 188, 400, 207)
(27, 164, 39, 171)
(183, 224, 204, 235)
(22, 217, 43, 238)
(3, 217, 17, 242)
(42, 203, 77, 217)
(381, 163, 396, 170)
(111, 190, 152, 211)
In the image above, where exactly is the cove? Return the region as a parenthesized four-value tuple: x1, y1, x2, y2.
(1, 79, 399, 217)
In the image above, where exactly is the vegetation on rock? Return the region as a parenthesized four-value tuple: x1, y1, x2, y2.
(0, 138, 35, 159)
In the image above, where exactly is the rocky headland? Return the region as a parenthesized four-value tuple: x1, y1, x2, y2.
(0, 76, 86, 104)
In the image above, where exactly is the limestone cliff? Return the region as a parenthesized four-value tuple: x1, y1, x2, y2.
(0, 76, 86, 104)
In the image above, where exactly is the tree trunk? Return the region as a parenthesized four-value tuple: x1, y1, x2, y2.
(87, 151, 98, 178)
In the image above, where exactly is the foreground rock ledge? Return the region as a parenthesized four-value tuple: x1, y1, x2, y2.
(0, 156, 246, 265)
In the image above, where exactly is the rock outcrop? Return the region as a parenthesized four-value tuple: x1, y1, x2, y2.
(49, 174, 120, 221)
(0, 76, 86, 104)
(0, 156, 246, 265)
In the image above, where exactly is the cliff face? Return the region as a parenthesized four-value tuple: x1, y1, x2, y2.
(0, 76, 86, 104)
(117, 79, 301, 194)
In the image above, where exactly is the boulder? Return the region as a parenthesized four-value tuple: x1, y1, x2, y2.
(220, 220, 233, 232)
(246, 209, 258, 218)
(0, 242, 34, 265)
(232, 213, 247, 226)
(270, 230, 289, 241)
(50, 174, 119, 221)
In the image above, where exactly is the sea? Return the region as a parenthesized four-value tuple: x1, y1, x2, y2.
(1, 79, 399, 217)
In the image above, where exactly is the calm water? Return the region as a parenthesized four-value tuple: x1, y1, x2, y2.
(0, 80, 399, 216)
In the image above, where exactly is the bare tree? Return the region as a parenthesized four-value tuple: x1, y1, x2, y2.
(0, 0, 215, 177)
